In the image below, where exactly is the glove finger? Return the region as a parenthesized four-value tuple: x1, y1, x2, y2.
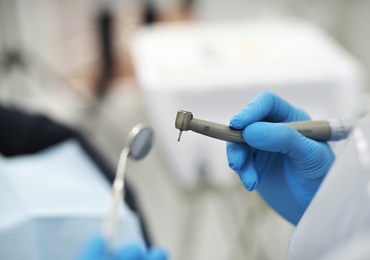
(244, 122, 313, 159)
(227, 142, 259, 190)
(243, 122, 333, 179)
(78, 234, 106, 260)
(147, 247, 168, 260)
(115, 243, 146, 260)
(236, 151, 260, 191)
(230, 91, 310, 129)
(226, 141, 249, 171)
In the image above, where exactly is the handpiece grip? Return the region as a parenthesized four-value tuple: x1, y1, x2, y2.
(286, 120, 330, 142)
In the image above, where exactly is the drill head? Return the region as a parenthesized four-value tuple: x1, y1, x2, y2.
(175, 110, 193, 141)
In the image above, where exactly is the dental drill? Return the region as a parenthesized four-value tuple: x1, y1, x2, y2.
(175, 110, 355, 143)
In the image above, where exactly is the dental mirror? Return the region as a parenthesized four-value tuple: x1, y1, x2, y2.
(103, 123, 155, 246)
(126, 124, 155, 160)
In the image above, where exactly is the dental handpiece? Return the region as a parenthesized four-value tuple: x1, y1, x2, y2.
(175, 110, 355, 142)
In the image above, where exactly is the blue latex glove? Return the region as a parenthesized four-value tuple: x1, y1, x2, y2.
(78, 235, 168, 260)
(227, 92, 335, 225)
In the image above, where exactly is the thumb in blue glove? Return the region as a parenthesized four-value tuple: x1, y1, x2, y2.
(227, 91, 335, 225)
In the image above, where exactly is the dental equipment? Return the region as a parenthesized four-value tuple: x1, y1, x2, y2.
(175, 110, 355, 143)
(103, 123, 155, 246)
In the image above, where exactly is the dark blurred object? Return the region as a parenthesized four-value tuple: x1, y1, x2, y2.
(143, 0, 157, 24)
(1, 51, 25, 71)
(95, 7, 116, 97)
(0, 0, 26, 72)
(183, 0, 194, 9)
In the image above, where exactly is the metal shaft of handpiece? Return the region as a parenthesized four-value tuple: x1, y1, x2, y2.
(189, 118, 244, 142)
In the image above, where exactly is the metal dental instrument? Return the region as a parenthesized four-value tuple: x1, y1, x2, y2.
(103, 123, 154, 247)
(175, 110, 355, 142)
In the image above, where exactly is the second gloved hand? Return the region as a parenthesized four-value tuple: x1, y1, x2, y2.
(78, 234, 168, 260)
(227, 92, 335, 225)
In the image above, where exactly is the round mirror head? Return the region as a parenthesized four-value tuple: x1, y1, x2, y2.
(126, 124, 155, 160)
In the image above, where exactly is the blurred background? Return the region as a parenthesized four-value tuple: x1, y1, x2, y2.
(1, 0, 370, 259)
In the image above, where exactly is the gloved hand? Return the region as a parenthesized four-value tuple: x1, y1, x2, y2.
(78, 234, 168, 260)
(227, 92, 335, 225)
